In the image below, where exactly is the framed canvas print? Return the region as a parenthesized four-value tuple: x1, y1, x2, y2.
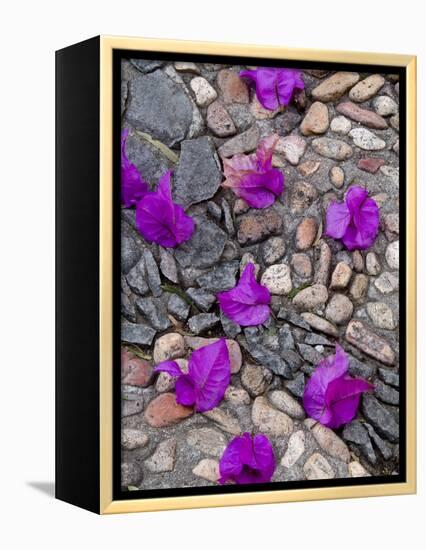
(55, 36, 416, 514)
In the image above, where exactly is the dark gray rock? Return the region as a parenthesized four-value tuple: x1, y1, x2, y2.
(129, 59, 164, 74)
(243, 340, 293, 379)
(378, 368, 399, 388)
(121, 320, 156, 345)
(297, 344, 323, 364)
(125, 131, 173, 187)
(121, 293, 136, 323)
(274, 108, 302, 134)
(361, 394, 399, 442)
(244, 326, 264, 348)
(126, 69, 194, 147)
(277, 308, 311, 330)
(121, 461, 143, 487)
(174, 137, 222, 208)
(174, 215, 227, 269)
(285, 372, 305, 398)
(304, 333, 334, 347)
(364, 423, 394, 460)
(159, 247, 179, 284)
(348, 354, 375, 379)
(143, 249, 162, 297)
(220, 311, 241, 338)
(342, 420, 377, 464)
(186, 287, 216, 311)
(126, 258, 149, 296)
(207, 201, 222, 220)
(221, 199, 235, 236)
(196, 261, 239, 292)
(121, 235, 141, 274)
(167, 294, 190, 321)
(278, 325, 295, 351)
(188, 313, 220, 334)
(374, 380, 399, 405)
(281, 350, 303, 372)
(135, 297, 171, 331)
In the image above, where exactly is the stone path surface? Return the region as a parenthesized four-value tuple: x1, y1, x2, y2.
(120, 59, 400, 490)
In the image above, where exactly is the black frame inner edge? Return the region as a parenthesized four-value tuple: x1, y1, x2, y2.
(112, 49, 407, 502)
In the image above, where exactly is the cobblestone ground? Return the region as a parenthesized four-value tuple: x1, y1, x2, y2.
(120, 59, 400, 490)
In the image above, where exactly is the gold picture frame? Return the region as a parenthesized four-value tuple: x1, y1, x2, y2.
(56, 35, 416, 515)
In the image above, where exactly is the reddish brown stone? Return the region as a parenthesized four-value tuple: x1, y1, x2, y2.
(121, 348, 153, 387)
(336, 102, 387, 130)
(358, 157, 386, 174)
(217, 69, 249, 104)
(144, 393, 193, 427)
(206, 100, 236, 137)
(345, 321, 395, 365)
(237, 208, 283, 245)
(295, 217, 318, 251)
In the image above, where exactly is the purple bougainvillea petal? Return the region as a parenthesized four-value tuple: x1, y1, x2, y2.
(277, 68, 305, 105)
(175, 374, 197, 407)
(217, 263, 271, 326)
(325, 185, 379, 251)
(303, 344, 373, 429)
(121, 129, 149, 207)
(240, 67, 304, 110)
(222, 134, 284, 209)
(188, 338, 231, 412)
(153, 360, 183, 377)
(325, 377, 374, 428)
(135, 170, 195, 248)
(219, 432, 275, 485)
(325, 201, 351, 239)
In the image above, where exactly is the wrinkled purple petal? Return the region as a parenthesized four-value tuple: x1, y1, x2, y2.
(136, 170, 195, 248)
(325, 201, 351, 239)
(240, 67, 304, 110)
(121, 129, 149, 207)
(325, 376, 374, 428)
(218, 263, 271, 326)
(325, 185, 379, 251)
(219, 432, 275, 485)
(188, 338, 230, 412)
(223, 134, 284, 209)
(303, 344, 373, 429)
(153, 360, 183, 377)
(175, 374, 196, 407)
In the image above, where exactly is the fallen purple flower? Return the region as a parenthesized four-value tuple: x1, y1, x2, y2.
(136, 170, 195, 248)
(219, 432, 276, 485)
(222, 134, 284, 208)
(240, 67, 304, 111)
(121, 129, 149, 207)
(217, 263, 271, 326)
(325, 185, 379, 250)
(154, 338, 230, 412)
(303, 344, 373, 429)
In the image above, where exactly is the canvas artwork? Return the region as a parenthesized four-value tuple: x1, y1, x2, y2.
(119, 57, 402, 495)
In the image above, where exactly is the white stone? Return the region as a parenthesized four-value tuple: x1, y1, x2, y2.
(372, 96, 398, 116)
(224, 385, 251, 406)
(121, 429, 149, 450)
(348, 461, 371, 477)
(304, 418, 350, 463)
(261, 264, 292, 295)
(366, 302, 397, 330)
(304, 453, 335, 480)
(374, 272, 399, 294)
(366, 252, 381, 276)
(153, 333, 186, 363)
(330, 115, 351, 135)
(268, 390, 305, 419)
(145, 439, 176, 473)
(281, 431, 305, 468)
(192, 459, 220, 482)
(186, 428, 227, 457)
(275, 135, 307, 165)
(349, 128, 386, 150)
(386, 240, 399, 270)
(252, 396, 293, 437)
(190, 76, 218, 107)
